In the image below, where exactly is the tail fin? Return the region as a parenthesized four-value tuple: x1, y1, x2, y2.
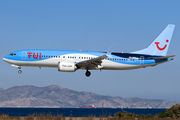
(132, 24, 175, 56)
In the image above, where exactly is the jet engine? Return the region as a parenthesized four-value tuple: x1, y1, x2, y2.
(58, 62, 77, 72)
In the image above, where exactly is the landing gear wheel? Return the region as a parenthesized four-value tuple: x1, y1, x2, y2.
(18, 70, 22, 74)
(85, 70, 91, 77)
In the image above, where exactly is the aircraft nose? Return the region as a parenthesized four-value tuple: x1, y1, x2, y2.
(2, 56, 8, 62)
(2, 57, 6, 62)
(3, 56, 13, 64)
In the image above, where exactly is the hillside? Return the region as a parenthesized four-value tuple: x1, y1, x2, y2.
(0, 85, 178, 108)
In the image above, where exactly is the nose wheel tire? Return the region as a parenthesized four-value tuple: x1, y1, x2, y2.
(85, 70, 91, 77)
(18, 70, 22, 74)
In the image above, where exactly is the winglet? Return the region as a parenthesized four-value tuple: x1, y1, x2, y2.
(107, 45, 114, 56)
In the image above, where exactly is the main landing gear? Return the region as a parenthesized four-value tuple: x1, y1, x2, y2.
(18, 66, 22, 74)
(85, 70, 91, 77)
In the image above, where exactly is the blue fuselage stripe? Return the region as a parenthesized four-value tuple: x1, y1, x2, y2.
(3, 49, 168, 65)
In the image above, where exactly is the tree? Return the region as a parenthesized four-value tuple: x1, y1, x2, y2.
(156, 112, 170, 118)
(166, 104, 180, 118)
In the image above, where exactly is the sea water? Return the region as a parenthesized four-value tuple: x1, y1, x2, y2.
(0, 108, 166, 117)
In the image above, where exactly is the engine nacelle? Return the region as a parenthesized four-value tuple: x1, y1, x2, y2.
(58, 62, 77, 72)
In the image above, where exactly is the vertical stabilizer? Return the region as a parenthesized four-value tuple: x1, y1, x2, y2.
(132, 24, 175, 56)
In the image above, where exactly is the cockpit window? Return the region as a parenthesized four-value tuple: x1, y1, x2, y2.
(9, 53, 16, 56)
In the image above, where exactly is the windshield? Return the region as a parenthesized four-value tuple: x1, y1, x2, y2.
(9, 53, 16, 56)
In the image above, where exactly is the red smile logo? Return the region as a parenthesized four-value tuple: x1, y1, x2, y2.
(155, 40, 169, 51)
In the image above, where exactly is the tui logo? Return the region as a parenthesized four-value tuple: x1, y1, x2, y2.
(27, 52, 41, 59)
(155, 40, 169, 51)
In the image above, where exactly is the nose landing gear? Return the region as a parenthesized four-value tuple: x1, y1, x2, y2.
(18, 66, 22, 74)
(18, 70, 22, 74)
(85, 70, 91, 77)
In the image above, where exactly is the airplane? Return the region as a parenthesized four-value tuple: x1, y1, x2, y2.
(3, 24, 175, 77)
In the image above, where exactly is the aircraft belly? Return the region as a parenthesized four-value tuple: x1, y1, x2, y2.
(102, 60, 142, 70)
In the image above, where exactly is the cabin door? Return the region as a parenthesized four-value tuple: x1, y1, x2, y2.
(140, 56, 144, 65)
(22, 51, 26, 60)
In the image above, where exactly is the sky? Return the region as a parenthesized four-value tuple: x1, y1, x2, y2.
(0, 0, 180, 102)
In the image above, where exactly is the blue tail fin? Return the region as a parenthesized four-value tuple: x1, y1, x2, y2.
(133, 24, 175, 56)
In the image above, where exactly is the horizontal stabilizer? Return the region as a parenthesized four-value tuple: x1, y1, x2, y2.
(152, 55, 176, 60)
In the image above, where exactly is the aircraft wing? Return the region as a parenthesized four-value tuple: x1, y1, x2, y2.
(76, 55, 107, 69)
(152, 55, 176, 60)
